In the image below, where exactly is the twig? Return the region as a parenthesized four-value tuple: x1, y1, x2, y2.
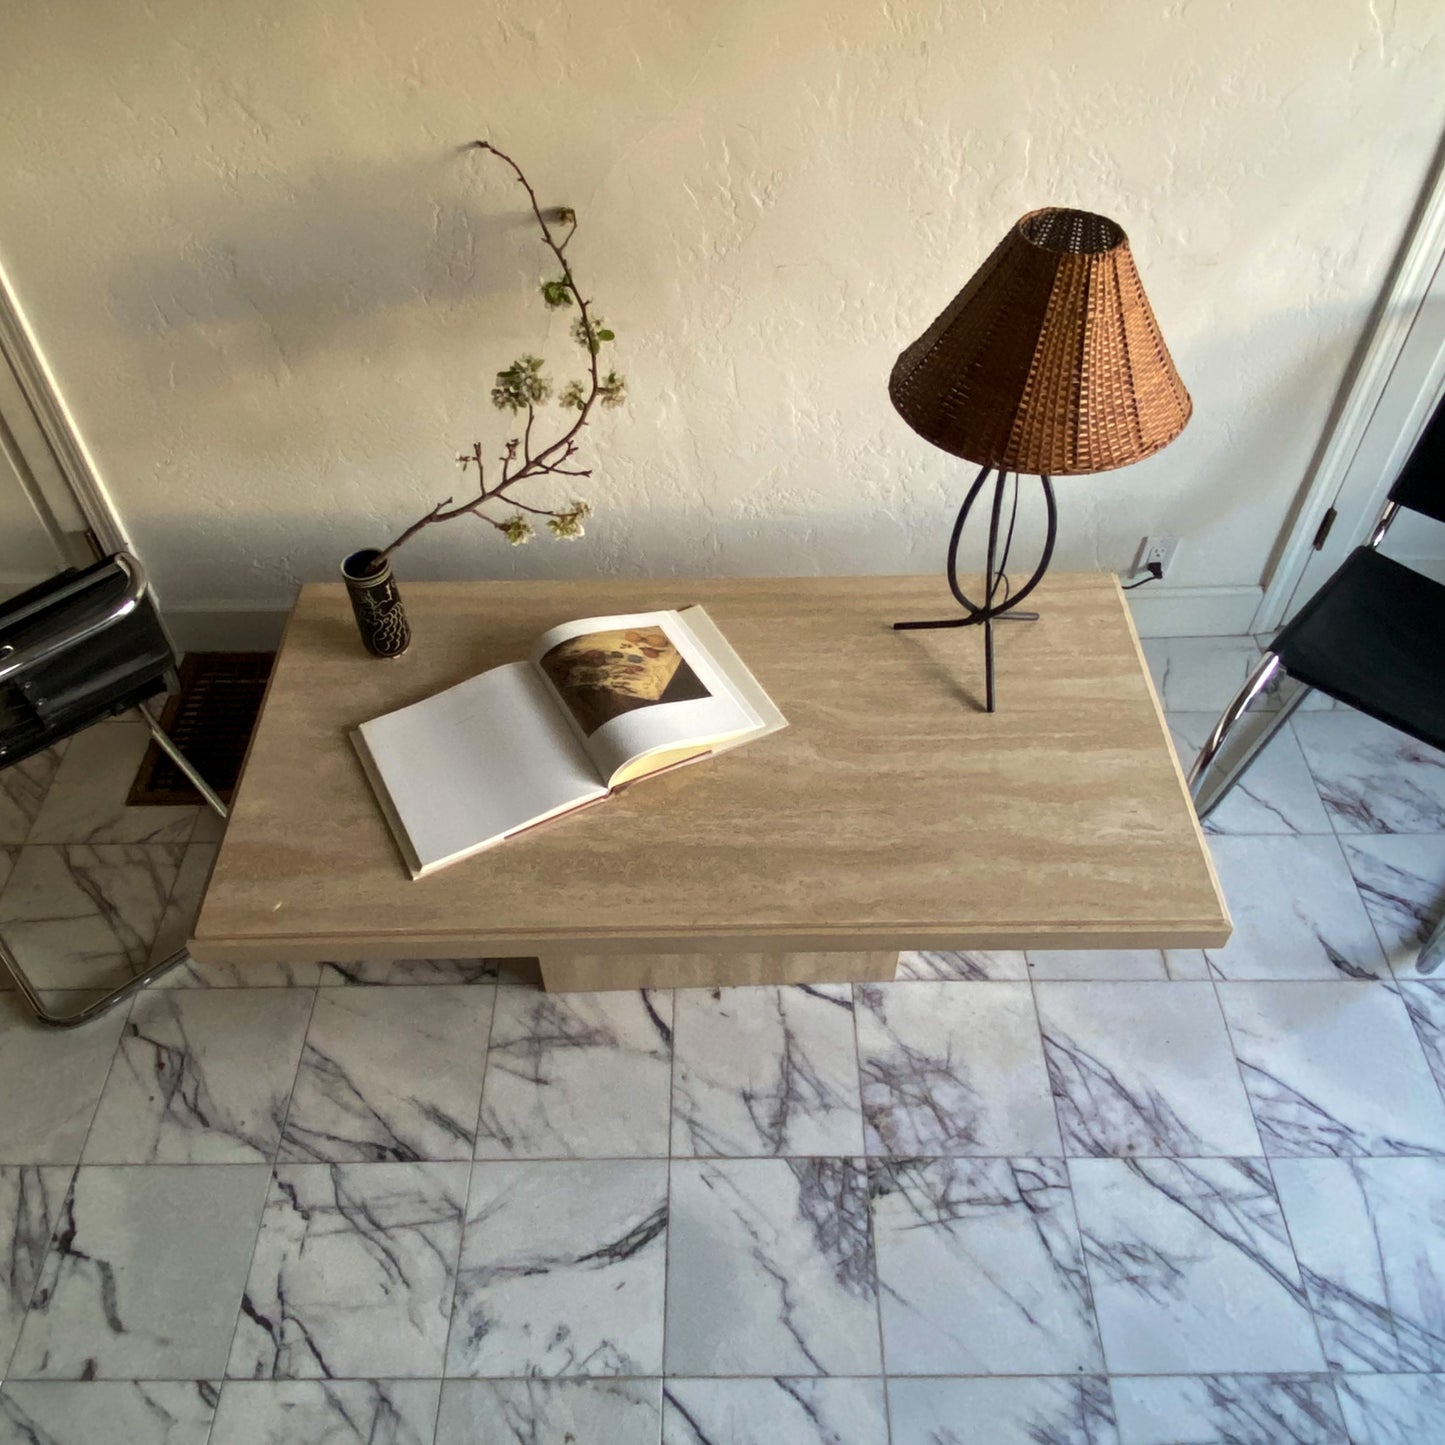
(370, 141, 614, 565)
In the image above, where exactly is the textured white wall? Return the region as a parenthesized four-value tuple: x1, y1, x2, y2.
(0, 0, 1441, 611)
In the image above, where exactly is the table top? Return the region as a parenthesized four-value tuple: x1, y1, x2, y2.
(190, 573, 1230, 963)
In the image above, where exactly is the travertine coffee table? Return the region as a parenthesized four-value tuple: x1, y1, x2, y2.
(189, 574, 1229, 989)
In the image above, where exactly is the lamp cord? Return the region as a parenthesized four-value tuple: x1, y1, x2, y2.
(1122, 562, 1164, 590)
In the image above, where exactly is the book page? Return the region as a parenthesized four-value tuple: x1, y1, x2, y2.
(354, 661, 606, 877)
(529, 610, 764, 787)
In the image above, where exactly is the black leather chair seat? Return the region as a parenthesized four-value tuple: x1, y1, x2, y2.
(1275, 546, 1445, 752)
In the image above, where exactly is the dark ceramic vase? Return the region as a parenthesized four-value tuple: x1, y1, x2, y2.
(341, 548, 411, 659)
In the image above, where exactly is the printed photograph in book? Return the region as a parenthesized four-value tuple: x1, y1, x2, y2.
(539, 626, 710, 735)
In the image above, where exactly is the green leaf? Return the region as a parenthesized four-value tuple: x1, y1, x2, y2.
(490, 354, 551, 413)
(597, 328, 614, 341)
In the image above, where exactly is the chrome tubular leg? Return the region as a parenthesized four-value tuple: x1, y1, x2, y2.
(1416, 907, 1445, 977)
(135, 702, 229, 821)
(0, 936, 188, 1029)
(1187, 654, 1309, 822)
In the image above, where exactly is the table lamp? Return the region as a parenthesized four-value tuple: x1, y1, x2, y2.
(889, 207, 1191, 711)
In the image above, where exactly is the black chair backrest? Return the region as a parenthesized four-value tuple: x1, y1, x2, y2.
(0, 556, 173, 768)
(1389, 391, 1445, 525)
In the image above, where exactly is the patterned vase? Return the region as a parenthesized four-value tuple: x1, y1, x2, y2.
(340, 549, 411, 659)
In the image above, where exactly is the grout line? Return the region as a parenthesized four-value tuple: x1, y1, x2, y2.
(66, 992, 138, 1173)
(848, 980, 893, 1445)
(1027, 968, 1115, 1401)
(2, 1369, 1437, 1384)
(660, 986, 677, 1409)
(1314, 827, 1395, 982)
(206, 978, 321, 1405)
(1398, 984, 1445, 1123)
(435, 982, 504, 1402)
(1208, 961, 1335, 1377)
(1259, 1150, 1335, 1376)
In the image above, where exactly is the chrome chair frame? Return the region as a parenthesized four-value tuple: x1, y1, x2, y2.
(0, 554, 229, 1028)
(1187, 500, 1401, 824)
(1186, 497, 1445, 972)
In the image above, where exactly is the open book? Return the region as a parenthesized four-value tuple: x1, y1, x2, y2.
(352, 606, 787, 878)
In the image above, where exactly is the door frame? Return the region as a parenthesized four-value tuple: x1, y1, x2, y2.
(1254, 136, 1445, 631)
(0, 258, 132, 565)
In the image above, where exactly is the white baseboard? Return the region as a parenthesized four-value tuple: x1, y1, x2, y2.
(1124, 584, 1264, 638)
(166, 583, 1267, 654)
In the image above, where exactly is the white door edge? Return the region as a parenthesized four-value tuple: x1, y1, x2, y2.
(0, 259, 133, 565)
(1253, 142, 1445, 632)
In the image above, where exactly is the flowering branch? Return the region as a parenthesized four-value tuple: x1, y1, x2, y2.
(371, 140, 624, 565)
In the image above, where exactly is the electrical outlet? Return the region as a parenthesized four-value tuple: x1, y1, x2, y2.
(1137, 536, 1179, 577)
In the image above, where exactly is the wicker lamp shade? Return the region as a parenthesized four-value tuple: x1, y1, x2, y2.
(890, 208, 1192, 475)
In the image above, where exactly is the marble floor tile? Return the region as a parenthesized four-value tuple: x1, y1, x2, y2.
(83, 988, 313, 1164)
(26, 723, 198, 845)
(209, 1381, 440, 1445)
(437, 1380, 662, 1445)
(1070, 1157, 1324, 1374)
(1169, 713, 1333, 836)
(896, 949, 1028, 980)
(671, 985, 862, 1157)
(1273, 1158, 1445, 1372)
(317, 956, 540, 986)
(663, 1377, 888, 1444)
(1141, 637, 1269, 713)
(0, 847, 16, 911)
(665, 1158, 878, 1376)
(0, 1381, 219, 1445)
(1035, 982, 1261, 1157)
(10, 1164, 271, 1379)
(155, 956, 323, 989)
(145, 842, 215, 968)
(0, 992, 128, 1164)
(1107, 1375, 1346, 1445)
(854, 981, 1060, 1156)
(0, 745, 64, 846)
(1163, 950, 1211, 980)
(280, 986, 493, 1162)
(887, 1376, 1117, 1445)
(1333, 1373, 1445, 1445)
(1028, 950, 1169, 981)
(1293, 712, 1445, 835)
(0, 844, 184, 991)
(1399, 982, 1445, 1095)
(1340, 835, 1445, 978)
(477, 988, 672, 1158)
(448, 1159, 667, 1377)
(227, 1162, 468, 1380)
(870, 1157, 1101, 1375)
(1218, 982, 1445, 1156)
(142, 844, 299, 989)
(0, 1167, 71, 1372)
(1197, 836, 1388, 980)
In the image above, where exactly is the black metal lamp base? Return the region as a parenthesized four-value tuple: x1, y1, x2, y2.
(894, 466, 1058, 712)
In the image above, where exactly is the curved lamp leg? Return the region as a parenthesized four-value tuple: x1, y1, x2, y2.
(894, 467, 1059, 712)
(1187, 652, 1310, 822)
